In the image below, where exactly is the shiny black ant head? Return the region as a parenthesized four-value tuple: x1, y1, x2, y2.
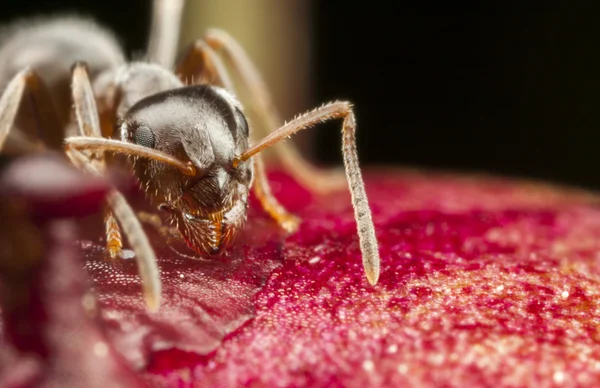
(120, 85, 254, 254)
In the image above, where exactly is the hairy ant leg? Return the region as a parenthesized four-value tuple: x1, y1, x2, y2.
(0, 68, 63, 154)
(72, 64, 103, 138)
(69, 64, 162, 310)
(72, 64, 125, 261)
(65, 146, 161, 310)
(205, 29, 347, 194)
(137, 211, 182, 243)
(234, 101, 380, 285)
(104, 210, 123, 260)
(253, 154, 300, 233)
(136, 212, 204, 261)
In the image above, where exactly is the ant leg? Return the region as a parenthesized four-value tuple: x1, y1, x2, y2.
(0, 70, 26, 150)
(72, 63, 103, 138)
(136, 212, 202, 260)
(137, 211, 182, 242)
(0, 68, 63, 153)
(253, 154, 300, 233)
(176, 40, 235, 91)
(105, 209, 123, 260)
(69, 64, 161, 310)
(66, 147, 161, 311)
(234, 101, 380, 286)
(105, 189, 161, 311)
(137, 212, 162, 230)
(204, 29, 346, 194)
(73, 63, 124, 260)
(147, 0, 186, 68)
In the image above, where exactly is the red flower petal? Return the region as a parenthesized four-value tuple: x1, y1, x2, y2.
(146, 172, 600, 386)
(0, 156, 145, 387)
(82, 225, 283, 369)
(3, 164, 600, 387)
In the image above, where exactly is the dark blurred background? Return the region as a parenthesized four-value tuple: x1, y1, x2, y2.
(2, 2, 600, 188)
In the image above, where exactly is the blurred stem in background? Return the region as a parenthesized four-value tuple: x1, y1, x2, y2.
(180, 0, 313, 158)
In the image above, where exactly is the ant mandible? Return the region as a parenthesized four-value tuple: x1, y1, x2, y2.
(0, 0, 380, 310)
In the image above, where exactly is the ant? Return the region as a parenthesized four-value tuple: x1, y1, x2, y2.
(0, 0, 380, 311)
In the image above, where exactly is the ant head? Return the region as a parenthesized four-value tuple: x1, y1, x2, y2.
(121, 85, 254, 254)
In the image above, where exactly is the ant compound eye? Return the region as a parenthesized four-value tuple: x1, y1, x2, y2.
(134, 125, 155, 148)
(235, 107, 249, 137)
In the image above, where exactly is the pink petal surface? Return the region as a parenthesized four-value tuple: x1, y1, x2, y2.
(0, 156, 145, 387)
(81, 222, 283, 369)
(144, 171, 600, 387)
(3, 163, 600, 387)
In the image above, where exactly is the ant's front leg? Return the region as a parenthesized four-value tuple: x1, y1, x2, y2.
(252, 154, 300, 233)
(104, 209, 123, 260)
(65, 145, 161, 311)
(72, 63, 125, 262)
(137, 211, 182, 243)
(0, 68, 63, 154)
(69, 63, 161, 310)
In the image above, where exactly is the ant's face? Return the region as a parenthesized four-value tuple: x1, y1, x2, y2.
(121, 85, 254, 254)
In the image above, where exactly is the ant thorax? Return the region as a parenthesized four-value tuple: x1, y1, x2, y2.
(119, 81, 254, 254)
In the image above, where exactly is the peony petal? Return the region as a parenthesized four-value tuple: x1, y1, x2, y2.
(144, 171, 600, 387)
(0, 156, 145, 387)
(4, 163, 600, 387)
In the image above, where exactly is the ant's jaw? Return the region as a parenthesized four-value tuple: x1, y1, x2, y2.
(158, 195, 249, 257)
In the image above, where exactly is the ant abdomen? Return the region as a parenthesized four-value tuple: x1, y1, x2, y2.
(0, 17, 124, 139)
